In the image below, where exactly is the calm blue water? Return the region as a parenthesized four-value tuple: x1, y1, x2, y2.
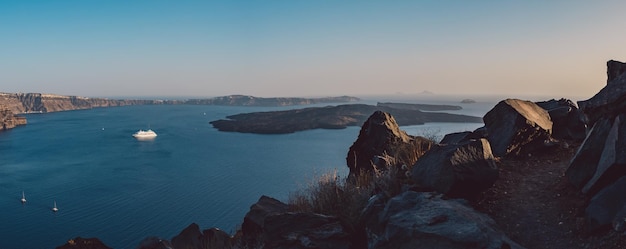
(0, 101, 491, 249)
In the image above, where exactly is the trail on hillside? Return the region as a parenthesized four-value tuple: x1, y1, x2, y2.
(474, 143, 625, 249)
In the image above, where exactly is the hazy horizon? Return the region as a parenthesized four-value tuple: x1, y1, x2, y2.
(1, 1, 625, 99)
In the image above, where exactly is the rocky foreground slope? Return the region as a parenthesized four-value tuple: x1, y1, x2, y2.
(57, 60, 626, 249)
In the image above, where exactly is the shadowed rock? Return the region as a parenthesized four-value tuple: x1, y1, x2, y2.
(171, 223, 232, 249)
(411, 138, 499, 199)
(55, 237, 112, 249)
(578, 63, 626, 126)
(364, 191, 525, 249)
(585, 175, 626, 233)
(262, 212, 351, 249)
(582, 114, 626, 195)
(439, 131, 473, 145)
(566, 117, 612, 189)
(607, 60, 626, 84)
(483, 99, 552, 157)
(136, 237, 173, 249)
(346, 111, 434, 179)
(240, 196, 290, 246)
(536, 98, 586, 141)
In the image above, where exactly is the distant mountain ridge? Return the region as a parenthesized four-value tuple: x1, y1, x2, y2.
(0, 93, 361, 114)
(186, 95, 360, 106)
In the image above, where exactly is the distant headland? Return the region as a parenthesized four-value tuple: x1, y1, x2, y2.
(0, 93, 361, 114)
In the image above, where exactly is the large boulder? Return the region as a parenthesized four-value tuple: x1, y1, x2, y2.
(346, 111, 433, 179)
(262, 212, 351, 249)
(582, 114, 626, 195)
(535, 98, 586, 141)
(566, 117, 613, 189)
(55, 237, 112, 249)
(365, 191, 524, 249)
(411, 138, 498, 199)
(483, 99, 553, 157)
(607, 60, 626, 84)
(171, 223, 232, 249)
(584, 175, 626, 233)
(578, 62, 626, 126)
(240, 195, 290, 246)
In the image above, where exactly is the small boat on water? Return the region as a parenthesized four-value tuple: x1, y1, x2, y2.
(20, 191, 26, 203)
(52, 201, 58, 212)
(133, 129, 157, 139)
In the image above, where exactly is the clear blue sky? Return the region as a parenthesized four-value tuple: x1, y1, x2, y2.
(1, 0, 625, 99)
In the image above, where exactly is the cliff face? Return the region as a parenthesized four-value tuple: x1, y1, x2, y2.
(0, 93, 178, 113)
(0, 105, 27, 131)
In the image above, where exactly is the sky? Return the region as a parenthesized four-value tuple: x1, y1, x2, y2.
(1, 0, 625, 99)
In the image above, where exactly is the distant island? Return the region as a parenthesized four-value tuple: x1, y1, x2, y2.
(210, 103, 482, 134)
(461, 99, 477, 104)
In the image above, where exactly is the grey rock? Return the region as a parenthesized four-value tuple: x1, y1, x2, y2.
(483, 99, 553, 157)
(439, 131, 473, 145)
(585, 175, 626, 232)
(346, 111, 434, 179)
(136, 237, 173, 249)
(262, 212, 351, 249)
(170, 223, 232, 249)
(411, 138, 499, 199)
(536, 98, 586, 141)
(578, 67, 626, 126)
(607, 60, 626, 84)
(566, 117, 612, 189)
(582, 114, 626, 195)
(55, 237, 112, 249)
(365, 191, 525, 249)
(240, 196, 290, 247)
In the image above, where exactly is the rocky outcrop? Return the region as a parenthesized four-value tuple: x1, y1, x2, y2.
(483, 99, 553, 157)
(0, 92, 178, 114)
(136, 237, 174, 249)
(171, 223, 233, 249)
(565, 60, 626, 233)
(186, 95, 360, 106)
(262, 212, 351, 249)
(0, 105, 27, 131)
(411, 138, 499, 199)
(240, 195, 290, 246)
(585, 175, 626, 233)
(211, 104, 482, 134)
(535, 98, 586, 141)
(578, 69, 626, 126)
(566, 117, 612, 189)
(581, 114, 626, 195)
(54, 237, 112, 249)
(346, 111, 434, 179)
(363, 191, 525, 249)
(607, 60, 626, 84)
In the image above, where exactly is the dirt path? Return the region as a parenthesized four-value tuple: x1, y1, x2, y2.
(474, 143, 625, 249)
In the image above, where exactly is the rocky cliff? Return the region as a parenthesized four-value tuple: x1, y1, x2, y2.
(0, 105, 26, 131)
(0, 93, 178, 114)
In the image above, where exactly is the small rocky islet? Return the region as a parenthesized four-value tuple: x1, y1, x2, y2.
(7, 60, 626, 248)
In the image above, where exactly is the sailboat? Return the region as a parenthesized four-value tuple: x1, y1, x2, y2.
(20, 191, 26, 203)
(52, 201, 58, 212)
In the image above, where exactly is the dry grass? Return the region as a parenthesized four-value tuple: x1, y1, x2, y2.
(288, 167, 406, 230)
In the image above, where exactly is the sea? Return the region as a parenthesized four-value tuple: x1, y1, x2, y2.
(0, 95, 499, 249)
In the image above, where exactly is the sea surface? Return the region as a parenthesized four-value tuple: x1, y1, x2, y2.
(0, 97, 493, 249)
